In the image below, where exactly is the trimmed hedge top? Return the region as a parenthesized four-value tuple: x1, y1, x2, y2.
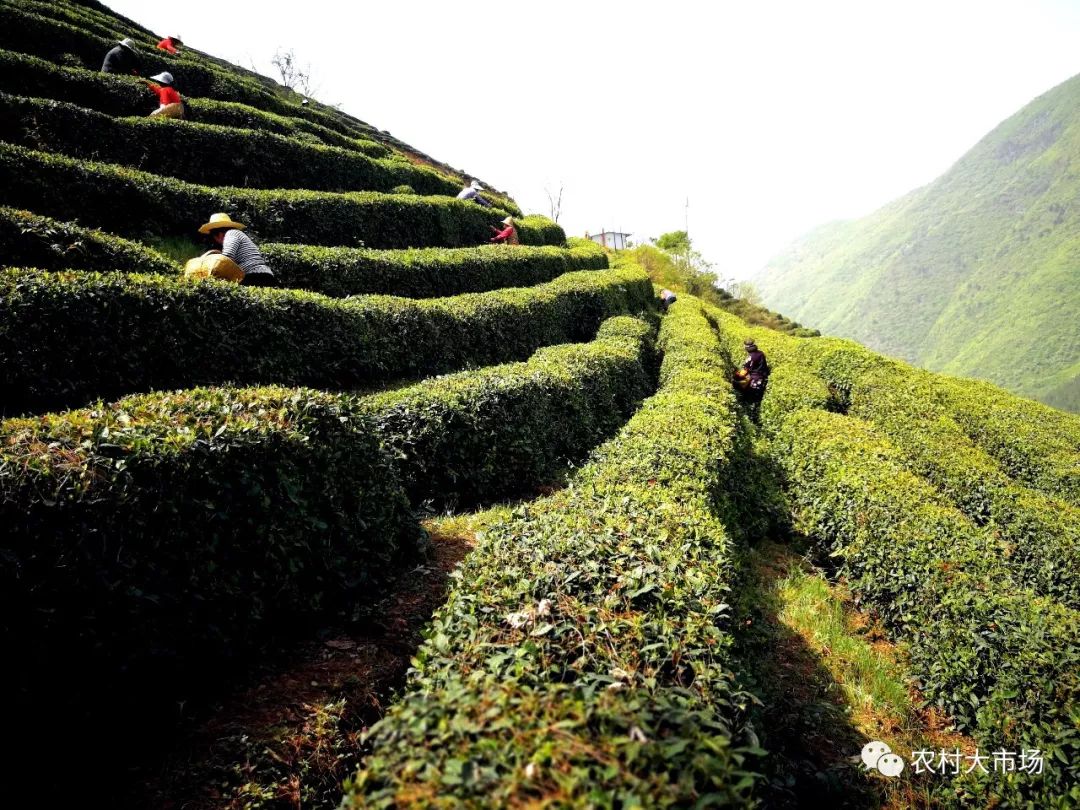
(0, 383, 424, 738)
(0, 93, 461, 196)
(347, 294, 764, 806)
(0, 143, 559, 249)
(260, 237, 607, 298)
(0, 206, 178, 275)
(0, 264, 652, 414)
(0, 48, 390, 157)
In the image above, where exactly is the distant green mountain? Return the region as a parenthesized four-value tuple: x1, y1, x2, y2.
(755, 72, 1080, 413)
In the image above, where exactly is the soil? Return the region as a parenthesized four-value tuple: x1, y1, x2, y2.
(123, 529, 473, 809)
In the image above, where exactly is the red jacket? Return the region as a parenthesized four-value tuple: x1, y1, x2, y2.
(490, 225, 520, 245)
(157, 37, 179, 54)
(149, 83, 181, 105)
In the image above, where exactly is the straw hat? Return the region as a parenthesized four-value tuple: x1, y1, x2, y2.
(501, 216, 514, 225)
(119, 38, 138, 52)
(198, 212, 246, 234)
(470, 180, 482, 190)
(150, 71, 174, 85)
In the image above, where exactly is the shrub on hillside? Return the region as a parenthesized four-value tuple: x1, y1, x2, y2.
(0, 385, 424, 740)
(0, 206, 178, 274)
(260, 237, 607, 298)
(364, 315, 655, 506)
(0, 93, 459, 195)
(0, 48, 391, 156)
(0, 264, 652, 414)
(774, 409, 1080, 807)
(934, 375, 1080, 508)
(346, 298, 764, 806)
(0, 143, 556, 248)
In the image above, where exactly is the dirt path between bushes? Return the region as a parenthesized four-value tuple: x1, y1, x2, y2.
(124, 521, 476, 810)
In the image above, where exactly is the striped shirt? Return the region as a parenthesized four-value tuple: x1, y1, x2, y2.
(222, 229, 273, 277)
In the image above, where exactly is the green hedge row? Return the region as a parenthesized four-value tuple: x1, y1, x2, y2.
(346, 296, 763, 807)
(841, 363, 1080, 611)
(363, 316, 655, 506)
(0, 10, 523, 213)
(183, 98, 388, 156)
(8, 0, 536, 211)
(0, 48, 390, 156)
(261, 237, 607, 298)
(0, 1, 449, 157)
(0, 144, 554, 248)
(0, 264, 651, 414)
(934, 375, 1080, 509)
(0, 205, 580, 298)
(0, 93, 459, 195)
(0, 384, 424, 736)
(773, 409, 1080, 807)
(0, 4, 306, 121)
(706, 304, 1080, 612)
(0, 206, 178, 275)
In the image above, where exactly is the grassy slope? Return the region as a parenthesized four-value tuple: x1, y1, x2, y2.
(755, 72, 1080, 412)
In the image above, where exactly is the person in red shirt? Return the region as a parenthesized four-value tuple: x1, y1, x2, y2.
(489, 216, 520, 245)
(157, 36, 183, 54)
(145, 71, 184, 119)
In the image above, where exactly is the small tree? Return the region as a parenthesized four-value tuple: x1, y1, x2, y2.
(655, 230, 690, 255)
(272, 48, 317, 97)
(545, 183, 564, 224)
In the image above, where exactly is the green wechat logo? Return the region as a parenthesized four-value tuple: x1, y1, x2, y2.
(862, 741, 906, 778)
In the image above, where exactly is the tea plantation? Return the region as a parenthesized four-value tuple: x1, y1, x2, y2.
(1, 1, 1077, 807)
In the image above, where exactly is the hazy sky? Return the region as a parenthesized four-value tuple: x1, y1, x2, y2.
(107, 0, 1080, 280)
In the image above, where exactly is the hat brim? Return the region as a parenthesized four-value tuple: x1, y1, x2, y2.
(198, 220, 246, 234)
(119, 41, 137, 51)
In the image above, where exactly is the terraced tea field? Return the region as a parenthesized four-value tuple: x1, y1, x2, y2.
(1, 2, 1077, 807)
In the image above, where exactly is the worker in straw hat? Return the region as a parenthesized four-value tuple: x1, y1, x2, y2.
(489, 216, 520, 245)
(101, 37, 141, 75)
(196, 213, 278, 287)
(145, 71, 184, 118)
(456, 179, 491, 207)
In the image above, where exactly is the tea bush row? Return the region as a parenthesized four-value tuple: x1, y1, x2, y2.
(0, 205, 179, 275)
(0, 143, 556, 249)
(0, 48, 389, 156)
(0, 384, 424, 739)
(261, 237, 607, 298)
(774, 409, 1080, 807)
(0, 93, 459, 195)
(0, 264, 652, 414)
(346, 297, 765, 807)
(363, 315, 655, 506)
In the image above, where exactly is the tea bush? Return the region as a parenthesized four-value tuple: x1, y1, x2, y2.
(0, 143, 555, 248)
(346, 297, 765, 807)
(261, 237, 607, 298)
(0, 93, 458, 195)
(363, 316, 655, 505)
(774, 410, 1080, 807)
(0, 264, 651, 414)
(0, 385, 424, 729)
(934, 375, 1080, 508)
(0, 206, 179, 275)
(0, 48, 389, 156)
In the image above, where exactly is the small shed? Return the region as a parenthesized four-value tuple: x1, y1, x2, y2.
(587, 230, 632, 251)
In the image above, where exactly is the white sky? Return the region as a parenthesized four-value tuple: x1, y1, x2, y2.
(107, 0, 1080, 281)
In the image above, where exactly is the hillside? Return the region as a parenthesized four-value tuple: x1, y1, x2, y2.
(754, 72, 1080, 413)
(1, 2, 1078, 809)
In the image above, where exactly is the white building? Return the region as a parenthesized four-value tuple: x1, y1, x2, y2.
(587, 230, 632, 251)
